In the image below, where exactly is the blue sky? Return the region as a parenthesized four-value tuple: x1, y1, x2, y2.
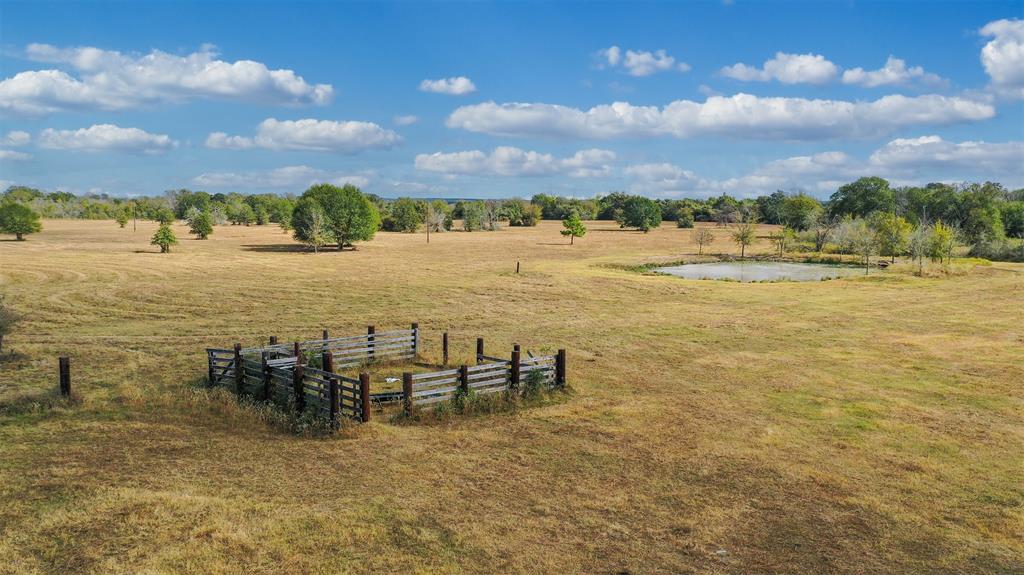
(1, 0, 1022, 199)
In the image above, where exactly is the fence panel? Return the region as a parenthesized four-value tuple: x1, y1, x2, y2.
(207, 348, 236, 387)
(520, 355, 556, 386)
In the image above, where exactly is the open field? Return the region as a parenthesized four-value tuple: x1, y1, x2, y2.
(1, 219, 1022, 574)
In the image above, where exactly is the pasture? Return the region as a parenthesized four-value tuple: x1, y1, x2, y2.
(1, 219, 1022, 574)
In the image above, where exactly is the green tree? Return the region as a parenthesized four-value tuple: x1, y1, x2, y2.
(152, 206, 175, 225)
(114, 204, 131, 228)
(300, 184, 380, 249)
(731, 221, 756, 257)
(1002, 201, 1024, 237)
(188, 211, 214, 239)
(828, 177, 894, 218)
(151, 223, 178, 253)
(0, 203, 42, 240)
(768, 226, 796, 257)
(616, 196, 661, 232)
(291, 198, 332, 253)
(676, 207, 694, 228)
(388, 198, 426, 232)
(692, 227, 715, 255)
(425, 200, 452, 232)
(560, 211, 587, 245)
(779, 193, 823, 231)
(929, 222, 957, 264)
(462, 201, 486, 231)
(871, 212, 911, 263)
(908, 224, 932, 276)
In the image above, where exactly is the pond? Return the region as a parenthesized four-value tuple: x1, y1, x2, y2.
(655, 261, 864, 282)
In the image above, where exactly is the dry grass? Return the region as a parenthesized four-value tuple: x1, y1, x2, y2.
(1, 218, 1022, 574)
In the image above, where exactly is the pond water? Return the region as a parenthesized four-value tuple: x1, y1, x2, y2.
(655, 261, 863, 282)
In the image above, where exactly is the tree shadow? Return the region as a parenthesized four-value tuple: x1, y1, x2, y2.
(240, 244, 356, 253)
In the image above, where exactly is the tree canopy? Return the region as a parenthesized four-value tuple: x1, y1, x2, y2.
(295, 184, 379, 249)
(0, 203, 42, 240)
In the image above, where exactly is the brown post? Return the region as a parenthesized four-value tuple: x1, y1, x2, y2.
(359, 372, 371, 423)
(207, 351, 215, 387)
(442, 332, 449, 366)
(510, 344, 521, 389)
(269, 335, 278, 346)
(411, 322, 419, 358)
(402, 372, 413, 417)
(233, 343, 243, 394)
(476, 337, 484, 362)
(261, 351, 271, 400)
(322, 328, 329, 341)
(459, 364, 469, 393)
(367, 325, 376, 361)
(556, 349, 566, 387)
(516, 260, 520, 274)
(58, 356, 71, 396)
(293, 342, 305, 412)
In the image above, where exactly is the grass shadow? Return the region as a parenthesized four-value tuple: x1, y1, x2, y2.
(240, 244, 359, 253)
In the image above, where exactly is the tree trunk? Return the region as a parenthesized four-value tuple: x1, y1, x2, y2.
(16, 233, 24, 241)
(698, 244, 703, 255)
(570, 235, 574, 245)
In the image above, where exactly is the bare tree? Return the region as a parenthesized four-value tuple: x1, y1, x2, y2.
(692, 228, 715, 255)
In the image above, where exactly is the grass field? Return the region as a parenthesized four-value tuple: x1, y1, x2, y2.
(1, 218, 1022, 574)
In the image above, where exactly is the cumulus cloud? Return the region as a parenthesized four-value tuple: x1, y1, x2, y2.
(842, 56, 946, 88)
(206, 118, 401, 153)
(393, 114, 418, 126)
(625, 137, 1023, 197)
(192, 165, 370, 190)
(597, 46, 690, 76)
(0, 149, 32, 161)
(415, 146, 615, 178)
(0, 43, 333, 116)
(37, 124, 176, 153)
(418, 76, 476, 95)
(446, 94, 994, 140)
(980, 18, 1024, 99)
(720, 52, 838, 84)
(2, 130, 31, 146)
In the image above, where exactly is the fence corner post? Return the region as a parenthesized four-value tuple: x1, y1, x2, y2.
(207, 350, 215, 387)
(556, 349, 566, 387)
(58, 356, 71, 396)
(402, 372, 413, 417)
(359, 372, 371, 423)
(459, 364, 469, 394)
(233, 343, 243, 395)
(510, 344, 521, 389)
(293, 342, 305, 413)
(442, 331, 449, 366)
(261, 350, 271, 400)
(476, 338, 484, 363)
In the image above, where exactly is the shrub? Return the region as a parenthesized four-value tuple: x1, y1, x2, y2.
(0, 202, 42, 240)
(151, 223, 178, 253)
(676, 208, 694, 228)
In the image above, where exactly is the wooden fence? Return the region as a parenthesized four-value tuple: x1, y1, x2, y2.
(205, 326, 566, 428)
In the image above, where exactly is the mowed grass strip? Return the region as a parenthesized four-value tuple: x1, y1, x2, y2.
(1, 219, 1022, 574)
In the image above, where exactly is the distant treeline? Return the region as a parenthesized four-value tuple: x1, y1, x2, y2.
(3, 177, 1022, 258)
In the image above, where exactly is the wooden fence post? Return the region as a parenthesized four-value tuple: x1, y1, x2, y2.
(323, 350, 337, 427)
(359, 373, 371, 423)
(207, 350, 215, 387)
(261, 350, 271, 400)
(58, 356, 71, 396)
(402, 372, 413, 417)
(459, 365, 469, 394)
(233, 343, 243, 395)
(293, 342, 305, 413)
(556, 349, 566, 387)
(269, 335, 278, 346)
(411, 323, 419, 358)
(476, 338, 484, 363)
(510, 344, 521, 389)
(367, 325, 376, 361)
(442, 332, 449, 366)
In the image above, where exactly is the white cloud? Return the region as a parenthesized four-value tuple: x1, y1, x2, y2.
(37, 124, 176, 153)
(2, 130, 31, 146)
(0, 149, 32, 161)
(393, 115, 418, 126)
(720, 52, 838, 84)
(418, 76, 476, 95)
(206, 118, 401, 153)
(415, 146, 615, 178)
(598, 46, 690, 76)
(842, 56, 946, 88)
(446, 94, 994, 141)
(980, 18, 1024, 99)
(868, 135, 1024, 173)
(192, 165, 370, 190)
(0, 43, 333, 116)
(625, 137, 1023, 197)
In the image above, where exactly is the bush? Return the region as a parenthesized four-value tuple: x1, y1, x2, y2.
(151, 223, 178, 253)
(676, 208, 694, 228)
(0, 202, 42, 240)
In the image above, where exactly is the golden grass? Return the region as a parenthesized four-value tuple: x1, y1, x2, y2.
(1, 219, 1022, 574)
